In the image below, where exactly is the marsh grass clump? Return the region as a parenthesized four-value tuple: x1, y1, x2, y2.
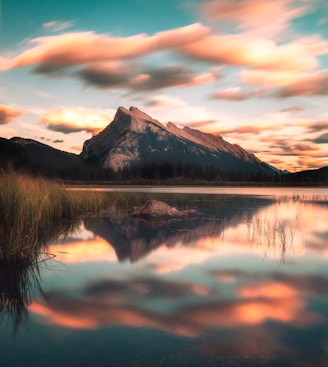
(0, 171, 108, 261)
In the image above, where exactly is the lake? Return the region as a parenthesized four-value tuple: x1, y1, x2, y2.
(1, 187, 328, 367)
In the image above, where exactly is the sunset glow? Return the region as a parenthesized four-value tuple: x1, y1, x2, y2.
(1, 0, 328, 171)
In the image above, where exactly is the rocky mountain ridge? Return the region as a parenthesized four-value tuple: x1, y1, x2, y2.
(81, 106, 277, 175)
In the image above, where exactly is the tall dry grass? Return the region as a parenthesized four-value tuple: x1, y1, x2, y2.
(0, 171, 107, 261)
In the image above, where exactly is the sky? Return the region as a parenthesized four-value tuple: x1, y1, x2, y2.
(0, 0, 328, 172)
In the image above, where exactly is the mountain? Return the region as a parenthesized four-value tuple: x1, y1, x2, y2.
(0, 137, 91, 179)
(284, 166, 328, 183)
(81, 106, 278, 176)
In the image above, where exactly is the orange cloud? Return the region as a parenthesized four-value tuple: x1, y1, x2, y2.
(39, 107, 115, 134)
(3, 20, 326, 82)
(297, 156, 327, 169)
(181, 33, 323, 72)
(241, 69, 308, 87)
(0, 104, 24, 124)
(0, 56, 10, 70)
(10, 24, 210, 69)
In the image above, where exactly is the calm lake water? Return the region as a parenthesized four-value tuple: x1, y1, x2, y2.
(1, 187, 328, 367)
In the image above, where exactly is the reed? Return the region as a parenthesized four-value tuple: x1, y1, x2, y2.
(0, 171, 107, 261)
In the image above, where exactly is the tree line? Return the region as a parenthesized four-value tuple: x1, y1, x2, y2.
(1, 157, 279, 183)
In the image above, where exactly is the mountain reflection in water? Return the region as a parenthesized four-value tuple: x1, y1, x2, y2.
(85, 196, 274, 262)
(1, 191, 328, 367)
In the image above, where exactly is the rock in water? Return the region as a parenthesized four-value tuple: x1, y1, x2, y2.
(130, 200, 198, 219)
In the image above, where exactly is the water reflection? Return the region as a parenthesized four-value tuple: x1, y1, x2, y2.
(50, 196, 317, 266)
(29, 275, 320, 334)
(84, 196, 274, 262)
(0, 219, 83, 331)
(1, 192, 328, 367)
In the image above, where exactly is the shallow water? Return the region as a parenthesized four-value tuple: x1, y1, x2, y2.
(1, 187, 328, 367)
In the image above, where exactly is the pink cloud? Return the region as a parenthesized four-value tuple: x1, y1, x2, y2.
(275, 70, 328, 97)
(200, 0, 307, 37)
(0, 104, 24, 124)
(242, 67, 328, 97)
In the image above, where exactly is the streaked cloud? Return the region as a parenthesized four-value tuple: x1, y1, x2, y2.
(3, 21, 326, 79)
(0, 104, 24, 124)
(216, 123, 278, 135)
(77, 63, 216, 91)
(180, 33, 326, 73)
(241, 65, 328, 99)
(274, 70, 328, 97)
(306, 121, 328, 133)
(75, 62, 134, 88)
(130, 66, 215, 91)
(8, 24, 210, 70)
(211, 87, 263, 101)
(241, 69, 308, 88)
(145, 94, 190, 108)
(278, 106, 305, 114)
(296, 156, 326, 169)
(42, 20, 75, 32)
(200, 0, 308, 37)
(313, 133, 328, 144)
(268, 140, 323, 156)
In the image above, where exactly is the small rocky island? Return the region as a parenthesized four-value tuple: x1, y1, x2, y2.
(130, 200, 199, 219)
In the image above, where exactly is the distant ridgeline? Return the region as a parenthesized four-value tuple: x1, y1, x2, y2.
(0, 107, 327, 183)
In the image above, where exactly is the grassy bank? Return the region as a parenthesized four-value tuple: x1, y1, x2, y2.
(0, 171, 108, 261)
